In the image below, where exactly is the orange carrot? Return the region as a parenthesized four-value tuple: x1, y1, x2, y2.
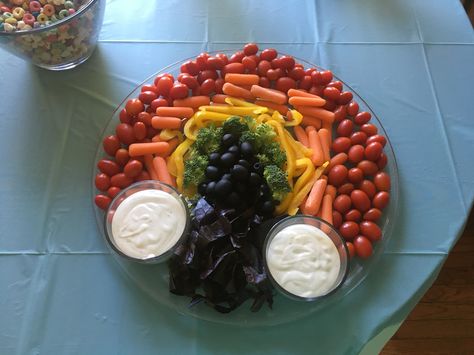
(293, 126, 309, 147)
(129, 142, 170, 157)
(144, 154, 159, 180)
(307, 129, 324, 166)
(222, 83, 254, 100)
(304, 179, 328, 216)
(318, 128, 331, 162)
(288, 96, 326, 107)
(155, 106, 194, 118)
(288, 88, 324, 99)
(299, 196, 311, 215)
(322, 120, 332, 145)
(153, 156, 174, 186)
(151, 134, 163, 143)
(158, 137, 179, 157)
(239, 84, 253, 91)
(327, 152, 348, 171)
(225, 73, 260, 86)
(325, 184, 337, 201)
(254, 99, 288, 115)
(173, 96, 210, 108)
(294, 106, 335, 123)
(211, 94, 229, 104)
(151, 116, 182, 130)
(320, 194, 333, 225)
(301, 115, 322, 129)
(250, 85, 288, 105)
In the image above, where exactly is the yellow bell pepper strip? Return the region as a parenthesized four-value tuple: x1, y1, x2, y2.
(266, 120, 296, 186)
(283, 130, 313, 159)
(284, 109, 303, 127)
(194, 111, 231, 127)
(184, 117, 199, 140)
(166, 155, 178, 177)
(225, 97, 266, 109)
(293, 158, 315, 194)
(256, 113, 271, 123)
(171, 138, 194, 192)
(159, 129, 184, 142)
(199, 105, 267, 116)
(271, 110, 286, 124)
(275, 192, 294, 215)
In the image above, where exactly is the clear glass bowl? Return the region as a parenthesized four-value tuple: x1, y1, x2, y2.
(263, 216, 349, 302)
(0, 0, 105, 70)
(104, 180, 191, 264)
(92, 50, 400, 326)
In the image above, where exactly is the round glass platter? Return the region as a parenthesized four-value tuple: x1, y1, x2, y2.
(92, 50, 399, 327)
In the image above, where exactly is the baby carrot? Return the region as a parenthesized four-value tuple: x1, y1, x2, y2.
(325, 184, 337, 201)
(318, 128, 331, 162)
(304, 178, 328, 216)
(211, 94, 229, 104)
(144, 154, 159, 180)
(294, 106, 335, 123)
(294, 126, 309, 147)
(224, 73, 260, 86)
(288, 88, 325, 100)
(159, 137, 179, 157)
(322, 120, 332, 145)
(289, 96, 326, 107)
(173, 96, 210, 108)
(151, 116, 182, 130)
(153, 156, 174, 186)
(222, 82, 254, 100)
(250, 85, 287, 105)
(254, 99, 288, 115)
(151, 134, 162, 142)
(129, 142, 170, 157)
(320, 194, 333, 225)
(307, 129, 324, 166)
(327, 152, 348, 172)
(301, 115, 322, 129)
(155, 106, 194, 118)
(299, 196, 311, 215)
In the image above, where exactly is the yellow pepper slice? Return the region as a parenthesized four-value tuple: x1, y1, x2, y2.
(159, 129, 184, 142)
(266, 120, 296, 186)
(194, 111, 231, 127)
(284, 109, 303, 127)
(167, 155, 177, 177)
(275, 192, 293, 215)
(271, 111, 286, 124)
(225, 97, 266, 109)
(171, 138, 193, 192)
(293, 158, 315, 194)
(199, 105, 267, 116)
(183, 117, 199, 140)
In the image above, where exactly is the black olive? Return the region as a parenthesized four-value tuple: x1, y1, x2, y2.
(221, 173, 232, 180)
(248, 172, 262, 186)
(198, 182, 208, 195)
(238, 159, 251, 170)
(220, 152, 237, 168)
(240, 141, 254, 157)
(228, 145, 240, 155)
(206, 181, 216, 197)
(252, 162, 263, 175)
(230, 164, 249, 181)
(234, 182, 247, 194)
(209, 152, 220, 166)
(226, 192, 240, 207)
(260, 200, 275, 215)
(205, 165, 220, 180)
(260, 184, 271, 197)
(222, 133, 236, 148)
(215, 179, 232, 196)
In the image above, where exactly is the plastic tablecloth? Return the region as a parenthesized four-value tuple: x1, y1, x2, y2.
(1, 0, 473, 354)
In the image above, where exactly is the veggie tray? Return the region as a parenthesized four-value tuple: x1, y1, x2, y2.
(92, 44, 399, 326)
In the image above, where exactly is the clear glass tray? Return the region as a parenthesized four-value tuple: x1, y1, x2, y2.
(92, 51, 399, 326)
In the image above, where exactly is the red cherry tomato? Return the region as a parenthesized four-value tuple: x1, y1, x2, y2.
(333, 194, 352, 214)
(363, 208, 382, 221)
(95, 173, 110, 191)
(323, 86, 341, 101)
(156, 76, 174, 97)
(103, 135, 120, 156)
(332, 137, 352, 153)
(135, 170, 151, 182)
(373, 191, 390, 210)
(359, 180, 377, 199)
(141, 84, 158, 94)
(354, 111, 372, 125)
(133, 122, 147, 141)
(351, 189, 371, 212)
(327, 80, 343, 91)
(298, 76, 312, 90)
(354, 236, 373, 258)
(123, 159, 143, 178)
(95, 194, 111, 210)
(242, 56, 257, 71)
(259, 76, 271, 88)
(365, 142, 383, 161)
(333, 210, 343, 229)
(288, 66, 305, 81)
(98, 159, 120, 177)
(260, 48, 277, 61)
(125, 99, 144, 116)
(361, 123, 378, 136)
(178, 74, 199, 89)
(350, 131, 368, 145)
(338, 91, 353, 105)
(137, 112, 152, 126)
(366, 134, 387, 147)
(360, 221, 382, 242)
(195, 53, 208, 70)
(119, 109, 132, 124)
(336, 119, 354, 137)
(223, 63, 245, 75)
(339, 221, 360, 240)
(348, 167, 364, 184)
(206, 56, 225, 70)
(333, 105, 347, 123)
(319, 70, 333, 85)
(153, 73, 174, 87)
(116, 123, 135, 145)
(215, 78, 225, 94)
(278, 55, 295, 69)
(377, 153, 388, 170)
(229, 51, 245, 63)
(215, 53, 229, 65)
(197, 69, 218, 84)
(338, 183, 355, 195)
(347, 101, 359, 116)
(110, 173, 133, 188)
(182, 60, 199, 76)
(311, 70, 322, 85)
(200, 78, 216, 95)
(358, 160, 379, 176)
(328, 165, 348, 187)
(257, 60, 272, 77)
(107, 186, 121, 199)
(309, 85, 324, 97)
(115, 148, 130, 166)
(348, 145, 365, 164)
(243, 43, 259, 56)
(138, 91, 157, 105)
(150, 98, 168, 112)
(275, 77, 296, 93)
(345, 209, 362, 223)
(169, 83, 189, 100)
(323, 100, 337, 111)
(266, 68, 283, 81)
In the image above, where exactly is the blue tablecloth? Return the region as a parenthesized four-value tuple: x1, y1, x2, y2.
(1, 0, 473, 354)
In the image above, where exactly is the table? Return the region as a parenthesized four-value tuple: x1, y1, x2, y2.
(1, 1, 473, 353)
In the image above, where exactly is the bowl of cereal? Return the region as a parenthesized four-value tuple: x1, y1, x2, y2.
(0, 0, 105, 70)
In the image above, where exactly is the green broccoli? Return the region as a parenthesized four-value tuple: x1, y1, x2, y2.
(193, 125, 223, 155)
(239, 122, 276, 151)
(222, 116, 249, 136)
(263, 165, 291, 202)
(183, 152, 208, 188)
(259, 141, 287, 167)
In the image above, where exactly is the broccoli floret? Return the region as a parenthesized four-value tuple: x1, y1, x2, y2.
(255, 123, 276, 146)
(222, 116, 249, 136)
(183, 153, 209, 188)
(240, 130, 258, 147)
(194, 125, 223, 155)
(263, 165, 291, 202)
(259, 141, 286, 167)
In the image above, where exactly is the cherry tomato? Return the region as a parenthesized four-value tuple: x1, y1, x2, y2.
(332, 137, 351, 153)
(351, 189, 371, 212)
(242, 56, 257, 71)
(333, 194, 352, 214)
(115, 148, 130, 166)
(361, 123, 378, 137)
(338, 183, 354, 195)
(95, 173, 110, 191)
(169, 83, 189, 100)
(260, 48, 277, 61)
(333, 105, 347, 123)
(337, 119, 354, 137)
(111, 173, 133, 188)
(298, 75, 312, 90)
(206, 56, 225, 70)
(377, 153, 388, 170)
(266, 68, 283, 81)
(229, 51, 245, 63)
(150, 98, 168, 112)
(95, 194, 111, 210)
(119, 109, 132, 124)
(135, 170, 151, 182)
(200, 78, 216, 95)
(354, 111, 371, 125)
(153, 73, 174, 87)
(328, 165, 348, 187)
(183, 60, 199, 76)
(278, 55, 295, 69)
(270, 57, 281, 69)
(346, 242, 355, 258)
(156, 76, 173, 97)
(98, 159, 120, 176)
(319, 70, 333, 85)
(323, 100, 337, 111)
(243, 43, 258, 56)
(354, 236, 373, 258)
(222, 62, 245, 75)
(345, 209, 362, 223)
(107, 186, 121, 199)
(215, 78, 225, 94)
(333, 210, 343, 229)
(348, 167, 364, 184)
(338, 91, 353, 105)
(195, 53, 208, 70)
(366, 134, 387, 147)
(311, 70, 322, 85)
(257, 60, 272, 77)
(359, 180, 377, 199)
(373, 191, 390, 210)
(136, 112, 151, 126)
(360, 221, 382, 242)
(309, 85, 324, 97)
(138, 91, 157, 105)
(103, 135, 120, 156)
(116, 123, 135, 145)
(124, 159, 143, 178)
(215, 53, 229, 65)
(339, 221, 359, 240)
(358, 160, 379, 176)
(133, 122, 147, 141)
(288, 66, 305, 81)
(350, 131, 368, 145)
(259, 76, 271, 88)
(141, 84, 158, 94)
(197, 69, 218, 83)
(178, 74, 199, 89)
(365, 142, 383, 161)
(347, 101, 359, 116)
(363, 208, 382, 222)
(327, 80, 343, 91)
(323, 86, 340, 101)
(275, 77, 296, 93)
(347, 145, 364, 164)
(125, 99, 144, 116)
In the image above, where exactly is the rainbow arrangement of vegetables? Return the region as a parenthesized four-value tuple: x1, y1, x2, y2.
(94, 43, 391, 312)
